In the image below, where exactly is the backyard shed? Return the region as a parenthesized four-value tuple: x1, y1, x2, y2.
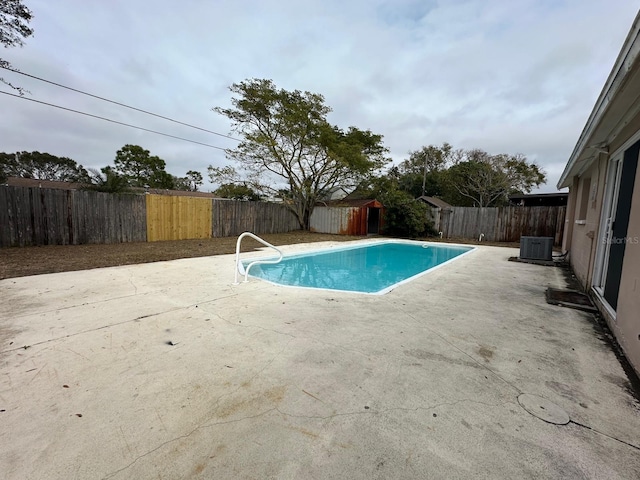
(310, 199, 384, 235)
(417, 196, 452, 232)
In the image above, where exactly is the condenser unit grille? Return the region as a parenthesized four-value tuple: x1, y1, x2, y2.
(520, 236, 553, 261)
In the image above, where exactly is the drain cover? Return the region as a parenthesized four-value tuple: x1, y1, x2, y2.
(517, 394, 570, 425)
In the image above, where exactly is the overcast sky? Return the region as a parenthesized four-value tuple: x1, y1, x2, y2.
(1, 0, 638, 192)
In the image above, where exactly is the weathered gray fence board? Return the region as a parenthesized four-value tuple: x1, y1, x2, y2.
(437, 206, 566, 245)
(211, 199, 299, 237)
(0, 186, 147, 247)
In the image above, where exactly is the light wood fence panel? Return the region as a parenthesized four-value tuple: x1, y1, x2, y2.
(146, 194, 212, 242)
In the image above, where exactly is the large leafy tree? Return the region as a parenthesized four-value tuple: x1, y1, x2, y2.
(1, 0, 34, 95)
(442, 149, 545, 207)
(396, 143, 458, 197)
(84, 167, 130, 193)
(171, 171, 204, 191)
(185, 170, 203, 191)
(112, 144, 175, 189)
(210, 79, 389, 229)
(0, 151, 89, 182)
(214, 182, 261, 201)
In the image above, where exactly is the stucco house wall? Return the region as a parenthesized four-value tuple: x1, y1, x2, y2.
(566, 155, 608, 287)
(559, 12, 640, 374)
(565, 130, 640, 376)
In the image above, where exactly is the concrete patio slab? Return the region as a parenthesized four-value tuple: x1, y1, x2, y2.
(1, 240, 639, 479)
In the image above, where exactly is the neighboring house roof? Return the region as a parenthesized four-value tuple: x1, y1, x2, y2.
(317, 198, 383, 208)
(509, 192, 568, 206)
(416, 196, 452, 209)
(319, 186, 352, 201)
(558, 12, 640, 188)
(5, 177, 219, 198)
(6, 177, 82, 190)
(142, 188, 218, 198)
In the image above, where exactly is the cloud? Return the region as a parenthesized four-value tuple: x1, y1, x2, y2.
(1, 0, 637, 193)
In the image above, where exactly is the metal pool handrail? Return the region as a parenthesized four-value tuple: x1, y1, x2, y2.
(233, 232, 283, 285)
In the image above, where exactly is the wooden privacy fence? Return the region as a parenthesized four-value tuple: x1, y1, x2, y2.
(0, 186, 300, 247)
(211, 199, 299, 237)
(1, 185, 565, 247)
(436, 206, 566, 245)
(0, 186, 146, 247)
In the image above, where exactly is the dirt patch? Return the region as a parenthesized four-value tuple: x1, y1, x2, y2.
(0, 232, 363, 280)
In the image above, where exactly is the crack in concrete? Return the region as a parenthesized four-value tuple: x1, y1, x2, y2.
(101, 337, 295, 479)
(215, 313, 378, 361)
(216, 314, 297, 339)
(127, 273, 138, 296)
(206, 336, 294, 415)
(0, 290, 250, 354)
(101, 408, 278, 479)
(5, 285, 245, 321)
(215, 316, 378, 361)
(275, 398, 515, 420)
(6, 291, 161, 319)
(0, 307, 186, 354)
(101, 397, 512, 479)
(394, 305, 524, 395)
(393, 305, 640, 453)
(569, 420, 640, 451)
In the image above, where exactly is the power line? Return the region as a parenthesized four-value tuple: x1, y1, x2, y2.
(0, 90, 229, 151)
(0, 65, 241, 142)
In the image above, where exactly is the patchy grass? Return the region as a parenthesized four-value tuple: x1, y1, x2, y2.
(0, 231, 363, 280)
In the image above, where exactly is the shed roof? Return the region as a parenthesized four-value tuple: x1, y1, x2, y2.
(318, 198, 383, 208)
(416, 196, 452, 209)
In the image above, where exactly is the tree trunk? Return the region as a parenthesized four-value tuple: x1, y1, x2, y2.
(303, 207, 311, 231)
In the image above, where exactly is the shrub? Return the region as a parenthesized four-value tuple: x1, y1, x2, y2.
(381, 190, 435, 238)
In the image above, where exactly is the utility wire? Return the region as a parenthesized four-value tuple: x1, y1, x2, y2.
(0, 65, 240, 142)
(0, 90, 228, 151)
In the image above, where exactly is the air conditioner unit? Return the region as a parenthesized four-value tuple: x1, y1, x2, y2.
(520, 236, 553, 261)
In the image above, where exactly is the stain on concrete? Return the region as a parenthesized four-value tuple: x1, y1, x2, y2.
(216, 385, 287, 419)
(265, 385, 286, 403)
(403, 349, 480, 369)
(286, 426, 319, 439)
(545, 381, 580, 402)
(0, 324, 23, 360)
(478, 346, 494, 362)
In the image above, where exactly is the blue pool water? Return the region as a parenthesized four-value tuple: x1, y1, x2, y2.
(244, 241, 473, 294)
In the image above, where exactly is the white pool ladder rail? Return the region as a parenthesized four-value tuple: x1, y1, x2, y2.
(233, 232, 283, 285)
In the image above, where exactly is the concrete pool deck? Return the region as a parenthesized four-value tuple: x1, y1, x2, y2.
(1, 240, 639, 479)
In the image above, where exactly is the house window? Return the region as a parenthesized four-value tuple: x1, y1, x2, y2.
(577, 177, 591, 222)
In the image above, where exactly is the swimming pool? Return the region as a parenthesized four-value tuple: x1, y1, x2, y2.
(242, 241, 474, 294)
